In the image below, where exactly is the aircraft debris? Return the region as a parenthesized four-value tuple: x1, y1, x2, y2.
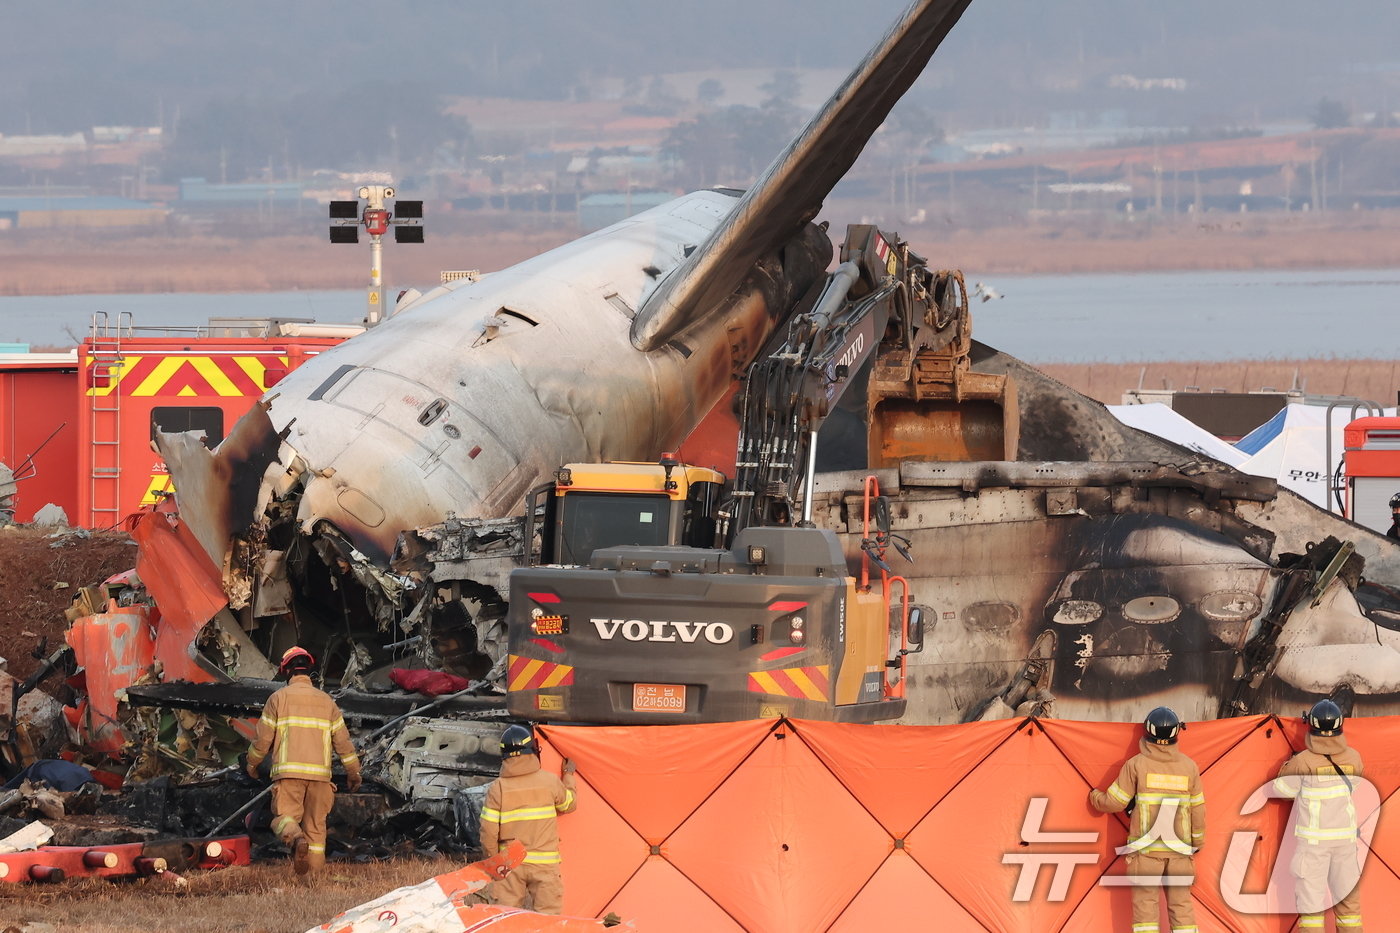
(308, 840, 633, 933)
(0, 462, 15, 524)
(30, 505, 69, 529)
(0, 821, 52, 854)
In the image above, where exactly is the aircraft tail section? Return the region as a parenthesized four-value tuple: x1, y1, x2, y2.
(631, 0, 973, 352)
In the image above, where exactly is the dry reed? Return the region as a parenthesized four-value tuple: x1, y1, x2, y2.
(3, 213, 1399, 296)
(1037, 358, 1400, 406)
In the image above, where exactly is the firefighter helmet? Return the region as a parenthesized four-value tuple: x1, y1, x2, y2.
(278, 646, 316, 678)
(1390, 492, 1400, 509)
(1144, 706, 1183, 745)
(501, 724, 537, 758)
(1305, 699, 1344, 737)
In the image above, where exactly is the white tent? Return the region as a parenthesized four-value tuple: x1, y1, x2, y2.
(1108, 403, 1251, 468)
(1234, 404, 1396, 509)
(1111, 402, 1400, 510)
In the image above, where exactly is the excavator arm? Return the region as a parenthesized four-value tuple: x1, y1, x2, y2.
(731, 224, 976, 530)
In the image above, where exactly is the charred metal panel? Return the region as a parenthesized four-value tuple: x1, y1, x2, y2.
(154, 403, 281, 571)
(367, 717, 503, 801)
(899, 460, 1276, 501)
(804, 463, 1400, 724)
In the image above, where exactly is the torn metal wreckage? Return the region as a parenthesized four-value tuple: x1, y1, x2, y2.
(20, 0, 1400, 871)
(14, 483, 515, 857)
(40, 279, 1400, 855)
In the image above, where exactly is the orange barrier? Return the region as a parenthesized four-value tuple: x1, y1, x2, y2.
(541, 716, 1400, 932)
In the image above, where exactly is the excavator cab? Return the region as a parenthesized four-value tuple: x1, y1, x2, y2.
(525, 458, 726, 567)
(506, 464, 921, 726)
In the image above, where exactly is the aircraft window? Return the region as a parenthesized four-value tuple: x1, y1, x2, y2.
(151, 406, 224, 446)
(963, 601, 1020, 632)
(1122, 596, 1181, 624)
(1199, 591, 1263, 623)
(604, 294, 636, 319)
(308, 363, 356, 401)
(1052, 600, 1102, 625)
(498, 307, 538, 326)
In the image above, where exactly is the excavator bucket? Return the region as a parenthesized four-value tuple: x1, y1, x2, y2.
(868, 390, 1015, 463)
(866, 270, 1018, 465)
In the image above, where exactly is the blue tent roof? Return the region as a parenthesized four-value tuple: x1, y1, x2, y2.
(1234, 407, 1288, 455)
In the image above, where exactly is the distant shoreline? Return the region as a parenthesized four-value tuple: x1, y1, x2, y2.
(3, 213, 1399, 297)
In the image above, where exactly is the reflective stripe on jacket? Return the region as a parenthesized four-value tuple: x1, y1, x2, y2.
(1091, 739, 1205, 856)
(247, 675, 360, 782)
(1274, 733, 1364, 844)
(480, 755, 577, 865)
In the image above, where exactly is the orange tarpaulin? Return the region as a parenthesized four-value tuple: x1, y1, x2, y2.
(538, 715, 1400, 932)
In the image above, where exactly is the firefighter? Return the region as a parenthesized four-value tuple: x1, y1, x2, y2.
(246, 646, 361, 875)
(1274, 699, 1365, 931)
(1090, 706, 1205, 933)
(479, 724, 577, 914)
(1387, 492, 1400, 539)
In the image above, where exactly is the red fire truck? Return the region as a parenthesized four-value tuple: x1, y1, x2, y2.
(1342, 415, 1400, 534)
(0, 314, 359, 526)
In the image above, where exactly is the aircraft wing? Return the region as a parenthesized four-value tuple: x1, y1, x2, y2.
(631, 0, 973, 351)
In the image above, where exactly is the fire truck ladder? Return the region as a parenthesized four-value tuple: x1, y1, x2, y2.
(87, 311, 131, 527)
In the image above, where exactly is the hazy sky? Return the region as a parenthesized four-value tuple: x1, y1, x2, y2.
(8, 1, 1400, 135)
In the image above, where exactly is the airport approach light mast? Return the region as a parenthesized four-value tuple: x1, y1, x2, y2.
(328, 185, 424, 325)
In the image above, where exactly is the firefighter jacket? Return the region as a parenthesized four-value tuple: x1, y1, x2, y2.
(480, 755, 577, 866)
(1273, 733, 1364, 845)
(247, 675, 360, 783)
(1091, 739, 1205, 856)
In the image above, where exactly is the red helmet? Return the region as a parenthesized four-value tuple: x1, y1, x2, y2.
(278, 646, 316, 678)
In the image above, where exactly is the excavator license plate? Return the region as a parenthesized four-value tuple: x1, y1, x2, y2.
(633, 683, 686, 712)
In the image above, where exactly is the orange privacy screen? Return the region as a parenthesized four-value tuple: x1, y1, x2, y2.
(540, 715, 1400, 932)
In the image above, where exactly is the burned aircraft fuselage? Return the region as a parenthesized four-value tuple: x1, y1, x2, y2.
(142, 0, 1400, 729)
(158, 194, 831, 680)
(265, 192, 827, 565)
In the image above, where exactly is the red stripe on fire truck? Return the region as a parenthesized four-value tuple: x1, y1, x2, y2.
(86, 355, 289, 397)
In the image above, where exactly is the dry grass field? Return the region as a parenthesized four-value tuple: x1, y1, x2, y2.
(0, 856, 467, 933)
(0, 230, 575, 297)
(908, 211, 1400, 276)
(1039, 358, 1400, 406)
(3, 212, 1399, 297)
